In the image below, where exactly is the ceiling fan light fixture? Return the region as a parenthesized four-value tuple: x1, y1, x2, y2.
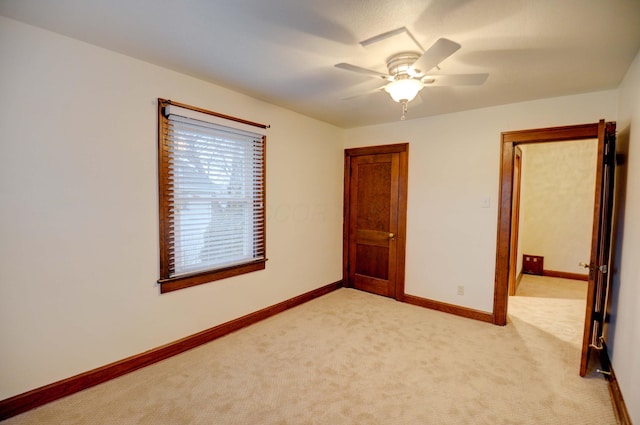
(384, 78, 424, 103)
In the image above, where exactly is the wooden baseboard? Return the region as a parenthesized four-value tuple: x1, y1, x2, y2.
(542, 270, 589, 281)
(404, 294, 494, 324)
(607, 365, 632, 425)
(516, 271, 523, 286)
(0, 280, 343, 421)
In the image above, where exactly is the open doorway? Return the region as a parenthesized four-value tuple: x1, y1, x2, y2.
(493, 121, 616, 376)
(510, 139, 597, 294)
(507, 139, 598, 371)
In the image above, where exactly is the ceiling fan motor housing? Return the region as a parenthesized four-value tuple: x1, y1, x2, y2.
(386, 52, 422, 78)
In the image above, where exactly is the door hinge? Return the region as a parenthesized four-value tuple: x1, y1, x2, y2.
(605, 149, 615, 165)
(592, 311, 604, 323)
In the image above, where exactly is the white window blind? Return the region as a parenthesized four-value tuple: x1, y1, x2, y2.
(162, 104, 265, 278)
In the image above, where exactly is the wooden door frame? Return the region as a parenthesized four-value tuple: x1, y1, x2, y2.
(343, 143, 409, 301)
(493, 123, 600, 325)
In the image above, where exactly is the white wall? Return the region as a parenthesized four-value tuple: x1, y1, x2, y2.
(519, 140, 597, 273)
(344, 91, 618, 312)
(0, 17, 344, 399)
(609, 48, 640, 423)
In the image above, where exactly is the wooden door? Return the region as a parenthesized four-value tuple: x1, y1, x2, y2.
(579, 120, 616, 376)
(508, 147, 523, 296)
(343, 144, 408, 300)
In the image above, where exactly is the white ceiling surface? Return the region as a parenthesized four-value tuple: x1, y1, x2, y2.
(2, 0, 640, 128)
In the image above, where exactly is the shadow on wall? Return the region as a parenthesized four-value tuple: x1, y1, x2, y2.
(606, 124, 631, 355)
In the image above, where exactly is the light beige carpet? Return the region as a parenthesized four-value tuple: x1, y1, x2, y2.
(4, 277, 617, 424)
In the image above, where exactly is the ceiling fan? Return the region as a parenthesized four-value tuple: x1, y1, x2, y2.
(335, 28, 489, 120)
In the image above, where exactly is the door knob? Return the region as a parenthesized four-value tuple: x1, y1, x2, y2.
(578, 262, 608, 273)
(388, 232, 395, 240)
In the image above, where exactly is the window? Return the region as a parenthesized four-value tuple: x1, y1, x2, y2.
(157, 99, 267, 293)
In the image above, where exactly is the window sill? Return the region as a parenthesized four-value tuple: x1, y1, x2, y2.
(158, 260, 266, 293)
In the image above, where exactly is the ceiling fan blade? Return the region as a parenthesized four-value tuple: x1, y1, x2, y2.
(341, 85, 388, 100)
(360, 27, 413, 47)
(423, 73, 489, 86)
(335, 63, 390, 79)
(411, 38, 461, 74)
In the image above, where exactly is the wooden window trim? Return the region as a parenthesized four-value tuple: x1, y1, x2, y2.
(158, 261, 266, 294)
(157, 99, 267, 294)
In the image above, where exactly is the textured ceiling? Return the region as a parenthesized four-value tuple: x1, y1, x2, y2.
(2, 0, 640, 128)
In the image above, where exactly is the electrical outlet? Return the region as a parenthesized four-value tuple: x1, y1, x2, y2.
(457, 285, 464, 296)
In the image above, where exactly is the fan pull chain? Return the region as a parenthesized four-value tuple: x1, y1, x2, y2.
(401, 101, 408, 120)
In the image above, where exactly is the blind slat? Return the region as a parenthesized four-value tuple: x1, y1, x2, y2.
(163, 106, 265, 278)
